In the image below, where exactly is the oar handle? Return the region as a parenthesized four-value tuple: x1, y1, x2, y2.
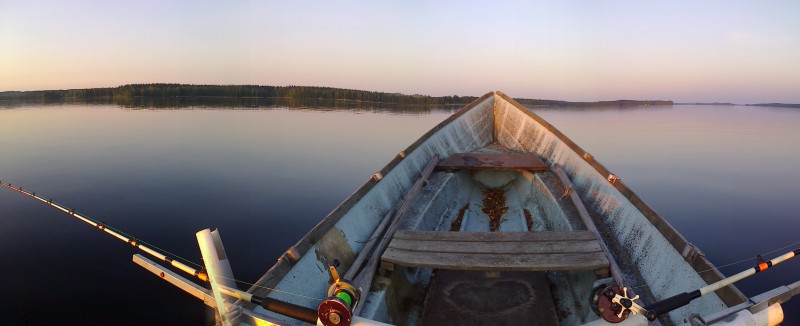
(644, 290, 701, 320)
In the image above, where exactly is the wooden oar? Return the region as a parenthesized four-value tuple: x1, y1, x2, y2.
(553, 164, 627, 287)
(344, 208, 396, 280)
(351, 155, 440, 315)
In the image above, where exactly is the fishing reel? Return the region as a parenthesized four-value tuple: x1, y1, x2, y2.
(591, 285, 645, 323)
(318, 264, 361, 326)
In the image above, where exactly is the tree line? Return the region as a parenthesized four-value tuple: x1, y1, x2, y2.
(0, 84, 477, 105)
(1, 84, 674, 107)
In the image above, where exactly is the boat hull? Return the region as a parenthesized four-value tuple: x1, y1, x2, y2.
(246, 92, 747, 325)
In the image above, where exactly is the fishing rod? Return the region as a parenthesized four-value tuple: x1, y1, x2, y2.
(594, 248, 800, 323)
(0, 180, 209, 281)
(0, 180, 367, 326)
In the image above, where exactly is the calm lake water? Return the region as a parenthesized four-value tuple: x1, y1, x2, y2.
(1, 100, 798, 324)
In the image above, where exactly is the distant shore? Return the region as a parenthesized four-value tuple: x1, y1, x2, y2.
(0, 84, 674, 108)
(516, 98, 673, 107)
(746, 103, 800, 109)
(675, 102, 736, 106)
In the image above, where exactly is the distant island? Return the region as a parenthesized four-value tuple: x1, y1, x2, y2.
(746, 103, 800, 109)
(515, 98, 673, 107)
(0, 83, 673, 107)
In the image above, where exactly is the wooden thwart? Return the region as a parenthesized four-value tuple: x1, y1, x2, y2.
(393, 230, 596, 242)
(436, 153, 549, 172)
(382, 230, 610, 272)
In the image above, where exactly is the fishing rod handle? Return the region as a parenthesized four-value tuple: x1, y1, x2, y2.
(644, 290, 701, 321)
(257, 297, 319, 324)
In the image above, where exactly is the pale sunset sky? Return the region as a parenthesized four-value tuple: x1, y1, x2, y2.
(1, 1, 798, 103)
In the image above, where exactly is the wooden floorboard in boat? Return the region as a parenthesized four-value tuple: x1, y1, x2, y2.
(436, 153, 549, 172)
(420, 270, 558, 326)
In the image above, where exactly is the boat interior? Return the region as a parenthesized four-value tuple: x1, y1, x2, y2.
(367, 143, 610, 325)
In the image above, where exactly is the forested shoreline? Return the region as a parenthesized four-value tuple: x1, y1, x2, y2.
(0, 84, 475, 105)
(0, 83, 673, 107)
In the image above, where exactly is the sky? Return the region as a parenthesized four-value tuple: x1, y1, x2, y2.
(1, 1, 799, 103)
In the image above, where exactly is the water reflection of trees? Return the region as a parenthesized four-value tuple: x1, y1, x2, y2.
(1, 93, 674, 113)
(0, 97, 462, 115)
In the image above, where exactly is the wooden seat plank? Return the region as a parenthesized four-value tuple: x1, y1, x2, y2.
(392, 230, 596, 242)
(436, 153, 549, 172)
(388, 238, 602, 254)
(382, 230, 610, 272)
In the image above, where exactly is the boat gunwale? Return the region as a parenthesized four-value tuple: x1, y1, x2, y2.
(494, 91, 747, 306)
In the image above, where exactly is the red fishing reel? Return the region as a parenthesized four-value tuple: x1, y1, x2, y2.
(318, 264, 361, 326)
(591, 285, 644, 323)
(319, 297, 352, 326)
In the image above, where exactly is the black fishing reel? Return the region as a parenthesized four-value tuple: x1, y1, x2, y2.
(318, 265, 361, 326)
(591, 285, 645, 323)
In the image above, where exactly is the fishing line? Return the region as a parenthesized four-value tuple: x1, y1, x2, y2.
(212, 273, 325, 301)
(0, 180, 322, 302)
(763, 240, 800, 256)
(694, 239, 800, 275)
(132, 237, 205, 269)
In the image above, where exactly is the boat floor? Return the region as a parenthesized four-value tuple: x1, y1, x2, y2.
(420, 270, 558, 326)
